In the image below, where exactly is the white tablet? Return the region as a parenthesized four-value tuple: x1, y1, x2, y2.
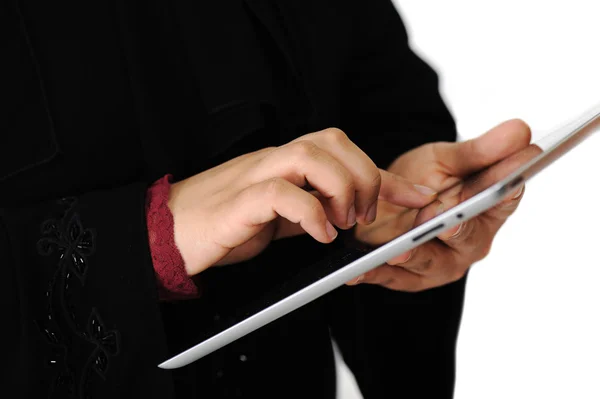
(159, 104, 600, 369)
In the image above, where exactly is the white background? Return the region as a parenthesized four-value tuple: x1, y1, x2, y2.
(336, 1, 600, 398)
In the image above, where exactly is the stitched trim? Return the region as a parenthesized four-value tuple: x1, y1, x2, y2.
(36, 197, 120, 399)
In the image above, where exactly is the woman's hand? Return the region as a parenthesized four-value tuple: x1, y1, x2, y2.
(350, 119, 538, 291)
(168, 128, 437, 276)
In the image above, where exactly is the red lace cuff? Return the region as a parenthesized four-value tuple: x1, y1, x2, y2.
(146, 174, 199, 301)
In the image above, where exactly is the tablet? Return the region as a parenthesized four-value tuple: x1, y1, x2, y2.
(158, 104, 600, 369)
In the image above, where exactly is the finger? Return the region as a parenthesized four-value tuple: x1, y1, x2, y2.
(480, 184, 526, 230)
(440, 182, 527, 251)
(292, 128, 378, 224)
(381, 200, 445, 271)
(433, 119, 532, 177)
(378, 169, 437, 209)
(352, 195, 444, 253)
(354, 206, 419, 247)
(460, 145, 540, 201)
(434, 147, 535, 247)
(437, 215, 478, 248)
(346, 264, 424, 291)
(296, 128, 436, 224)
(349, 262, 465, 292)
(273, 190, 358, 240)
(272, 186, 444, 244)
(386, 197, 479, 276)
(250, 140, 356, 229)
(436, 210, 500, 269)
(499, 183, 525, 207)
(236, 177, 338, 244)
(387, 237, 456, 276)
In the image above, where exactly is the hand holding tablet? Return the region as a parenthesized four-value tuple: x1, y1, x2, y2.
(160, 104, 600, 369)
(350, 119, 541, 291)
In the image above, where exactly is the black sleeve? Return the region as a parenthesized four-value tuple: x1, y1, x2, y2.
(329, 1, 466, 398)
(2, 183, 175, 398)
(339, 0, 457, 170)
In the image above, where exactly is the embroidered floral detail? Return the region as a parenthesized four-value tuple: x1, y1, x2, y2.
(87, 309, 120, 378)
(37, 212, 95, 283)
(36, 197, 120, 398)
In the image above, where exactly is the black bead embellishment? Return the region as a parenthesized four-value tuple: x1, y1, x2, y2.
(88, 309, 120, 357)
(35, 197, 120, 397)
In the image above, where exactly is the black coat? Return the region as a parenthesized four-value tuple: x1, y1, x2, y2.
(2, 0, 465, 398)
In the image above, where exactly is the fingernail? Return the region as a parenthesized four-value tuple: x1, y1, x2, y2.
(414, 184, 437, 196)
(512, 185, 524, 200)
(353, 274, 365, 284)
(450, 222, 464, 238)
(395, 250, 413, 264)
(436, 202, 445, 216)
(366, 202, 377, 224)
(326, 221, 338, 240)
(347, 203, 356, 226)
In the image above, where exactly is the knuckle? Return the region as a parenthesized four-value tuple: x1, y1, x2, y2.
(360, 170, 382, 204)
(290, 140, 319, 159)
(368, 170, 382, 189)
(305, 195, 326, 219)
(340, 178, 355, 197)
(264, 177, 285, 199)
(321, 127, 348, 144)
(256, 146, 278, 155)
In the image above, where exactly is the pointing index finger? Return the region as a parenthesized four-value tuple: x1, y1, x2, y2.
(378, 169, 438, 209)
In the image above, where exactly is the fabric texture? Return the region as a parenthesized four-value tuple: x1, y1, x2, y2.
(2, 0, 464, 398)
(146, 174, 199, 301)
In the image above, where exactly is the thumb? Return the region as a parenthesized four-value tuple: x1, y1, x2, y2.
(436, 119, 532, 177)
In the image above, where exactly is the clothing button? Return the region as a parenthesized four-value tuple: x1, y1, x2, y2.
(213, 314, 221, 321)
(216, 370, 224, 378)
(239, 354, 248, 362)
